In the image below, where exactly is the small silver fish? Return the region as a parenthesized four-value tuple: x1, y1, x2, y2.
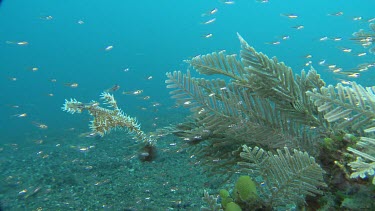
(105, 84, 120, 92)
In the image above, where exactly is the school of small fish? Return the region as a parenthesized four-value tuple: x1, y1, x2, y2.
(2, 0, 374, 139)
(198, 1, 374, 83)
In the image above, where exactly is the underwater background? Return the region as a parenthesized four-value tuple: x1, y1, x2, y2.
(0, 0, 374, 210)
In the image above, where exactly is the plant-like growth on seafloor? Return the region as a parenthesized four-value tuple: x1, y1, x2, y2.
(307, 82, 375, 184)
(166, 33, 327, 177)
(60, 32, 375, 209)
(201, 146, 326, 210)
(238, 145, 326, 209)
(165, 33, 375, 209)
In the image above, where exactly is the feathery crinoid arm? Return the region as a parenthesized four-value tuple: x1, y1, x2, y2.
(62, 92, 155, 145)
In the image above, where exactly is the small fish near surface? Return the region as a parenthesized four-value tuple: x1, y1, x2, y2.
(201, 8, 218, 17)
(292, 25, 304, 30)
(280, 13, 298, 19)
(6, 41, 29, 45)
(328, 11, 344, 16)
(64, 82, 79, 88)
(202, 18, 216, 25)
(105, 45, 114, 51)
(105, 84, 120, 92)
(221, 0, 235, 4)
(203, 33, 213, 38)
(256, 0, 269, 3)
(122, 89, 143, 95)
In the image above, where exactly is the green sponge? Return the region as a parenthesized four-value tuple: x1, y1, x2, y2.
(234, 175, 258, 201)
(226, 202, 242, 211)
(220, 189, 230, 199)
(219, 189, 233, 208)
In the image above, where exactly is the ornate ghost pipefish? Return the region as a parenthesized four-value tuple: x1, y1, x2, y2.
(62, 92, 157, 161)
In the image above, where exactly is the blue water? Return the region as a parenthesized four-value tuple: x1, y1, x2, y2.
(0, 0, 374, 209)
(0, 0, 374, 140)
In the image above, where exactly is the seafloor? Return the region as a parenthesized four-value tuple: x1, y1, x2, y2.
(0, 126, 223, 210)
